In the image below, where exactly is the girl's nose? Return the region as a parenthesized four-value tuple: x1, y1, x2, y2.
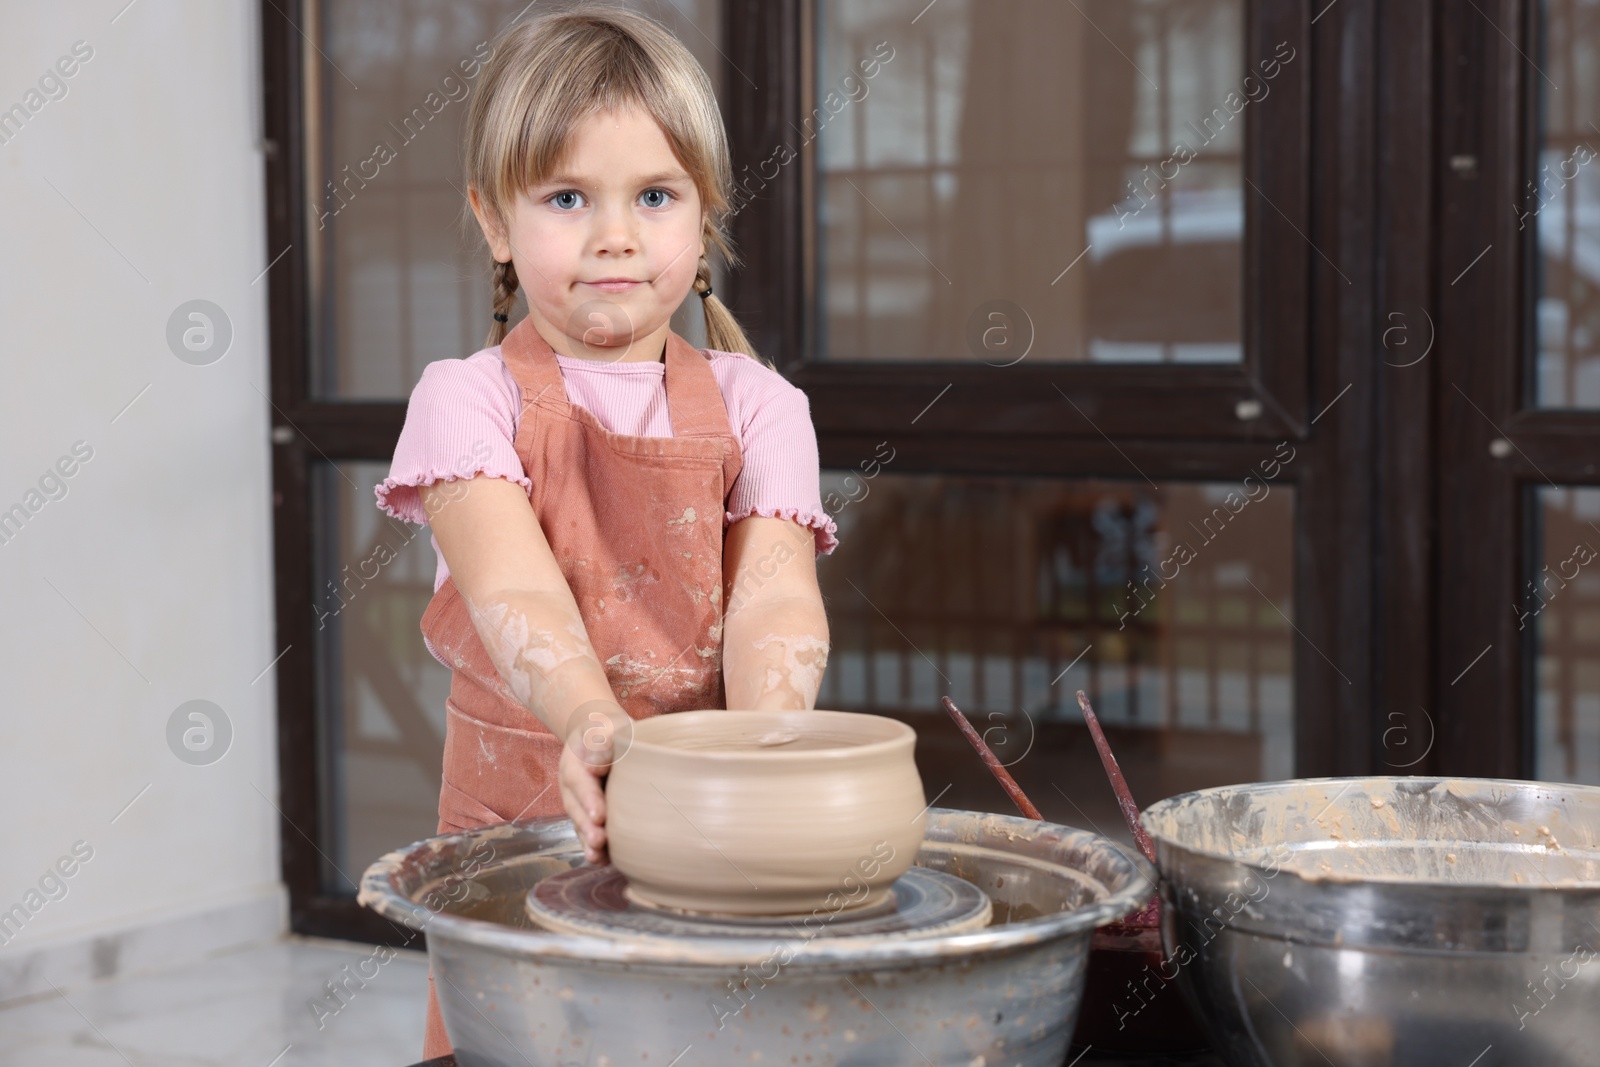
(590, 202, 639, 257)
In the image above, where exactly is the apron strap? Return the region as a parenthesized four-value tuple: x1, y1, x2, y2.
(501, 317, 569, 422)
(662, 330, 744, 493)
(500, 318, 745, 498)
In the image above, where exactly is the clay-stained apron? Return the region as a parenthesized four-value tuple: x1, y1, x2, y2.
(417, 318, 743, 1057)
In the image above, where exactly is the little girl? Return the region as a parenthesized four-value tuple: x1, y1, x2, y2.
(372, 5, 837, 1057)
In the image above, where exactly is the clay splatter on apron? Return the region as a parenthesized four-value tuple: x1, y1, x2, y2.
(608, 559, 660, 601)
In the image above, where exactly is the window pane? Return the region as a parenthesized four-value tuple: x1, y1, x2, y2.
(312, 461, 448, 893)
(1532, 487, 1600, 784)
(308, 0, 723, 400)
(1533, 0, 1600, 407)
(814, 0, 1247, 363)
(817, 470, 1294, 848)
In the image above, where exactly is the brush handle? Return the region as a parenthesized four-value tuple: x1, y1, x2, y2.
(1076, 690, 1158, 863)
(940, 696, 1043, 821)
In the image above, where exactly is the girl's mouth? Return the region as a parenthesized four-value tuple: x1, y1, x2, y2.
(582, 279, 645, 293)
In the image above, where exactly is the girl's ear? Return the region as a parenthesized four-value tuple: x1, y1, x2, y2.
(469, 185, 513, 262)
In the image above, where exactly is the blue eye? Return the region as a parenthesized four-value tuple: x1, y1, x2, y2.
(550, 190, 584, 210)
(640, 188, 674, 208)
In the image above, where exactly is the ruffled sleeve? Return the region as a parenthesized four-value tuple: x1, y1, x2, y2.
(716, 353, 839, 555)
(374, 353, 531, 524)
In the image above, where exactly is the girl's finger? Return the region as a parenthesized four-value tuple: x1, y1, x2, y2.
(565, 791, 593, 838)
(560, 760, 608, 855)
(567, 763, 605, 818)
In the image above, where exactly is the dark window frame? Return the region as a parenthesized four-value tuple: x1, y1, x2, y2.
(261, 0, 409, 943)
(723, 0, 1376, 771)
(259, 0, 1466, 944)
(1433, 0, 1600, 777)
(728, 0, 1314, 443)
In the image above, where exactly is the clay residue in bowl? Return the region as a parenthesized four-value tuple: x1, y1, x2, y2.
(1144, 777, 1600, 887)
(755, 728, 802, 747)
(630, 709, 910, 756)
(671, 732, 856, 753)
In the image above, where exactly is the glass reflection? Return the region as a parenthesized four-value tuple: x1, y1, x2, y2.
(815, 0, 1250, 363)
(1532, 486, 1600, 784)
(312, 460, 450, 893)
(816, 470, 1294, 844)
(1534, 0, 1600, 407)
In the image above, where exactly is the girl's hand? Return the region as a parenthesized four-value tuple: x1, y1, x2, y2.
(559, 699, 634, 864)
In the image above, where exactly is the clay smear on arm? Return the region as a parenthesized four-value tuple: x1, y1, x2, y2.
(464, 591, 618, 737)
(741, 632, 829, 709)
(421, 476, 623, 739)
(721, 517, 830, 710)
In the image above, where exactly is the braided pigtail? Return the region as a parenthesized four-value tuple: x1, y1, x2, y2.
(487, 258, 520, 346)
(695, 237, 771, 368)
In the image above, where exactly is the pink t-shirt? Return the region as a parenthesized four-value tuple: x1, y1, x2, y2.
(376, 344, 839, 593)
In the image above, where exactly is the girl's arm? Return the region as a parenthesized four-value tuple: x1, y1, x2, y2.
(721, 515, 831, 709)
(421, 475, 626, 862)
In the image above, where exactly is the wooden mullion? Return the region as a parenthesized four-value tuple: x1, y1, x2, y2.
(1505, 407, 1600, 436)
(1247, 0, 1314, 431)
(1434, 0, 1529, 778)
(1478, 444, 1600, 487)
(723, 0, 806, 374)
(1372, 0, 1440, 775)
(281, 402, 407, 459)
(261, 0, 327, 927)
(1287, 0, 1380, 778)
(819, 434, 1328, 485)
(804, 369, 1296, 441)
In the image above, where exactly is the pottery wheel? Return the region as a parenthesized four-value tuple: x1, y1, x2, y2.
(525, 865, 992, 942)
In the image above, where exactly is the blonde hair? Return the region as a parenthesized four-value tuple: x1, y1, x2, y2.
(464, 2, 763, 365)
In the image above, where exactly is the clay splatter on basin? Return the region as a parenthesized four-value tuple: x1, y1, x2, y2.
(359, 808, 1154, 1067)
(1143, 775, 1600, 885)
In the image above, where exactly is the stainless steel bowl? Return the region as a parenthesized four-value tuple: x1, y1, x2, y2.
(1142, 777, 1600, 1067)
(359, 808, 1153, 1067)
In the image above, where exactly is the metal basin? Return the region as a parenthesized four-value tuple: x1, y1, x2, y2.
(359, 808, 1152, 1067)
(1142, 777, 1600, 1067)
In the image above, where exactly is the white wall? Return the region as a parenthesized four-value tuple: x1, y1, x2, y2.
(0, 0, 284, 999)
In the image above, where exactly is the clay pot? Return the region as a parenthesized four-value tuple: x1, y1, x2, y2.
(605, 709, 927, 915)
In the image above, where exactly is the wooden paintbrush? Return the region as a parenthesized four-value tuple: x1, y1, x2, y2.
(1075, 689, 1157, 863)
(940, 696, 1042, 820)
